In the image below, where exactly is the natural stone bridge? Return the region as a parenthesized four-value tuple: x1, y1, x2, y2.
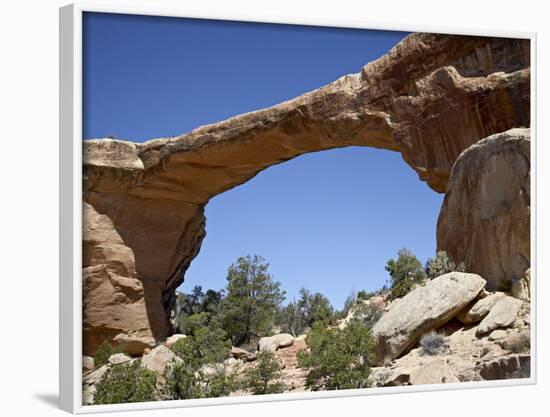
(83, 33, 530, 355)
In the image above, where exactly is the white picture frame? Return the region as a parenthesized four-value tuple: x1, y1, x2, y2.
(59, 2, 537, 413)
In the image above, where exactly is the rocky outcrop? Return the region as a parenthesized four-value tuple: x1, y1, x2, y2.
(230, 347, 257, 362)
(371, 272, 486, 365)
(456, 292, 506, 324)
(164, 334, 186, 349)
(258, 334, 295, 352)
(141, 345, 182, 384)
(83, 202, 156, 355)
(437, 128, 531, 290)
(83, 33, 530, 351)
(476, 296, 523, 336)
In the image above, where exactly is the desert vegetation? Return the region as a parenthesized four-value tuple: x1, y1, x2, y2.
(83, 248, 531, 405)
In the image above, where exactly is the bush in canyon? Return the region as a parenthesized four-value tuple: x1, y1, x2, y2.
(94, 361, 157, 404)
(425, 251, 465, 280)
(298, 320, 373, 391)
(385, 248, 426, 300)
(162, 361, 236, 400)
(221, 255, 285, 346)
(353, 302, 384, 329)
(243, 350, 286, 395)
(419, 331, 447, 355)
(170, 321, 230, 368)
(93, 340, 123, 368)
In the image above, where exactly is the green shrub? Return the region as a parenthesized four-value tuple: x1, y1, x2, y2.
(170, 322, 230, 368)
(222, 255, 285, 346)
(93, 340, 123, 368)
(162, 362, 202, 400)
(385, 248, 426, 300)
(419, 331, 447, 355)
(425, 251, 465, 279)
(201, 366, 237, 398)
(243, 351, 286, 395)
(94, 361, 156, 404)
(354, 303, 384, 329)
(298, 321, 373, 391)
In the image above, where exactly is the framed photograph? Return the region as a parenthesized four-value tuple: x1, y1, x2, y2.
(60, 2, 536, 413)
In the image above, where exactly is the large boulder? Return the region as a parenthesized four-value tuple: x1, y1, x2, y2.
(371, 272, 485, 365)
(230, 346, 257, 362)
(476, 296, 523, 336)
(437, 128, 531, 290)
(141, 345, 182, 381)
(107, 353, 132, 365)
(456, 292, 506, 324)
(258, 334, 294, 352)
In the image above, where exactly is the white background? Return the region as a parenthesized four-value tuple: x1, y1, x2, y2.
(0, 0, 547, 415)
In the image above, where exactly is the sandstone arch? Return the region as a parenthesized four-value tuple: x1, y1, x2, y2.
(82, 33, 530, 354)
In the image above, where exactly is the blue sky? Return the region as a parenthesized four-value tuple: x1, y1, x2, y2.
(84, 13, 443, 309)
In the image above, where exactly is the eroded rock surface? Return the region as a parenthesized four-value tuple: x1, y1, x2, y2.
(437, 128, 531, 290)
(83, 33, 530, 351)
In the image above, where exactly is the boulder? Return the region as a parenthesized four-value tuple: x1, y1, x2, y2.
(409, 359, 460, 385)
(230, 346, 257, 362)
(478, 354, 530, 380)
(511, 268, 531, 301)
(497, 330, 530, 352)
(83, 34, 530, 346)
(437, 128, 531, 290)
(371, 272, 486, 365)
(456, 292, 506, 324)
(488, 330, 508, 341)
(164, 334, 187, 349)
(108, 353, 132, 365)
(141, 345, 182, 378)
(369, 367, 411, 387)
(83, 364, 109, 386)
(82, 356, 94, 372)
(476, 296, 523, 336)
(258, 334, 294, 352)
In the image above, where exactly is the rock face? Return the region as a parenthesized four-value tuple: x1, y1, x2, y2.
(83, 202, 156, 355)
(437, 129, 531, 290)
(82, 33, 530, 351)
(371, 272, 486, 365)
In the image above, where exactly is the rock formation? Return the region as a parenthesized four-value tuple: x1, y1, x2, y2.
(82, 33, 530, 353)
(437, 128, 531, 289)
(371, 272, 486, 365)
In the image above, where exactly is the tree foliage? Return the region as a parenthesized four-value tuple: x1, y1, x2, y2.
(93, 340, 123, 368)
(425, 250, 466, 279)
(243, 350, 286, 395)
(279, 288, 334, 336)
(94, 361, 157, 404)
(298, 321, 373, 391)
(175, 286, 223, 334)
(385, 248, 426, 300)
(221, 255, 285, 346)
